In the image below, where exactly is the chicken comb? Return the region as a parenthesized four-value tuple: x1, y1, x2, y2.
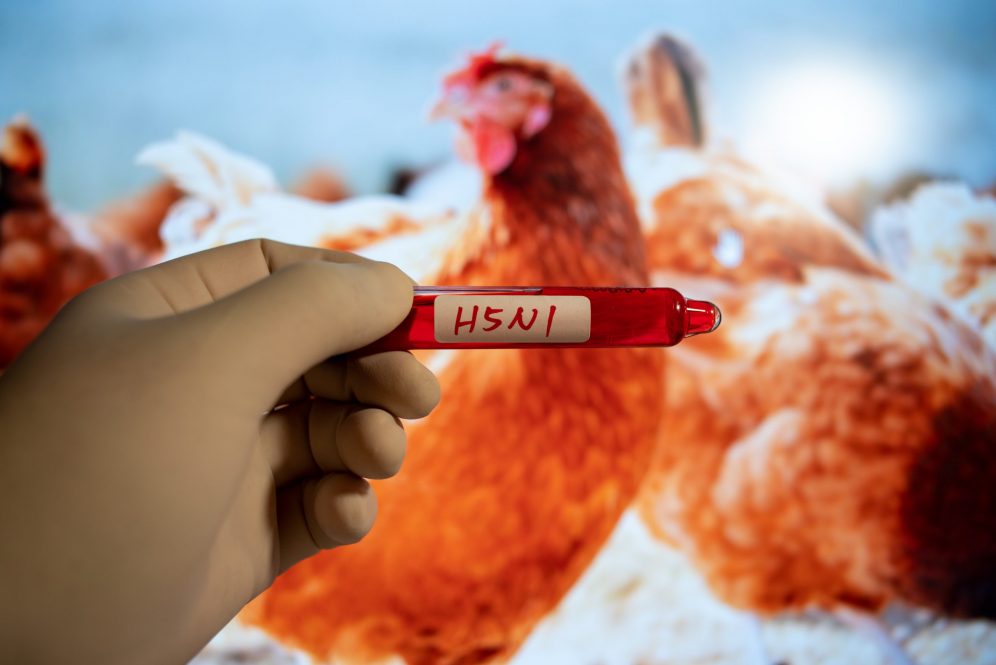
(442, 42, 505, 90)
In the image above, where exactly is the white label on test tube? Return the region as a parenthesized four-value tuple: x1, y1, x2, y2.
(434, 295, 591, 344)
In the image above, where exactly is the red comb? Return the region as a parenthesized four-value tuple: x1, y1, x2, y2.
(442, 42, 505, 89)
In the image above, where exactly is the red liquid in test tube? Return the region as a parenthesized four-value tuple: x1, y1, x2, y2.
(363, 286, 721, 352)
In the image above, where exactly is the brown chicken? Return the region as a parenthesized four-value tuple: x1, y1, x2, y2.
(234, 46, 664, 664)
(0, 118, 108, 369)
(624, 32, 996, 648)
(90, 168, 347, 275)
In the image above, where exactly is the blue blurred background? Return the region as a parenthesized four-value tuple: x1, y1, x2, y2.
(1, 0, 995, 210)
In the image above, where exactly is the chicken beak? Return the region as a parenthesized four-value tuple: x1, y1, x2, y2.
(428, 84, 472, 122)
(428, 98, 456, 122)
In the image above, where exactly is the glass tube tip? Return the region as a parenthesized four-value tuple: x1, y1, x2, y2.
(685, 299, 722, 337)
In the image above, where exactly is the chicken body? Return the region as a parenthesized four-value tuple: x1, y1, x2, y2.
(626, 35, 996, 620)
(148, 53, 664, 664)
(0, 119, 108, 368)
(641, 269, 996, 614)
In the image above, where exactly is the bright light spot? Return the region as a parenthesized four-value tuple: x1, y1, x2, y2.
(713, 228, 744, 268)
(743, 60, 905, 183)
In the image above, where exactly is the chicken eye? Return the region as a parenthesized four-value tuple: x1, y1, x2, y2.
(493, 76, 513, 92)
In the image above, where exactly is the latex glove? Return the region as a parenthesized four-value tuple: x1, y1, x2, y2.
(0, 239, 440, 665)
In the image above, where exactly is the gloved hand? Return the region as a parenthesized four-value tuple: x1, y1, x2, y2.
(0, 239, 440, 665)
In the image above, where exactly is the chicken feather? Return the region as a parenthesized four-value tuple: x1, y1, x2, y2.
(872, 182, 996, 349)
(142, 130, 461, 284)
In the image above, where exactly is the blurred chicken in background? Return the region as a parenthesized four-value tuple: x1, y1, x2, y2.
(144, 46, 665, 665)
(90, 165, 346, 274)
(0, 118, 353, 370)
(139, 130, 459, 281)
(623, 33, 996, 664)
(0, 118, 108, 368)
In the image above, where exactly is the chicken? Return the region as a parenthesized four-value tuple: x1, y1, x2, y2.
(871, 182, 996, 349)
(0, 117, 108, 369)
(622, 32, 996, 655)
(139, 130, 460, 282)
(147, 46, 664, 664)
(90, 164, 346, 275)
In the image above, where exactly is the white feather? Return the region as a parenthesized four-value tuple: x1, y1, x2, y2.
(141, 132, 464, 285)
